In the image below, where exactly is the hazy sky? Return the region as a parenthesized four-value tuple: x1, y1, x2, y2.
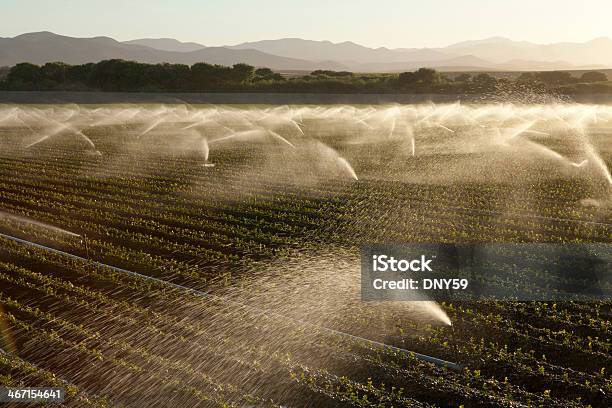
(2, 0, 611, 48)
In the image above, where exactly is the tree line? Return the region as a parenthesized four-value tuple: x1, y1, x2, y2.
(0, 60, 284, 91)
(0, 59, 609, 93)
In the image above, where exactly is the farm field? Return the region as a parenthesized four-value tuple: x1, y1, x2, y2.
(0, 103, 610, 407)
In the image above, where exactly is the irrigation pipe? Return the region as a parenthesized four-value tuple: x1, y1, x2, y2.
(0, 231, 462, 371)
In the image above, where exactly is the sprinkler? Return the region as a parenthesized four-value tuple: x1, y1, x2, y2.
(0, 231, 462, 371)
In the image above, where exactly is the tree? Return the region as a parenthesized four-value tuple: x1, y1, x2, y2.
(455, 73, 471, 82)
(144, 63, 191, 90)
(397, 71, 417, 88)
(191, 62, 230, 88)
(473, 73, 496, 84)
(534, 71, 574, 85)
(5, 63, 42, 89)
(41, 62, 68, 82)
(413, 68, 439, 85)
(580, 71, 607, 83)
(255, 68, 274, 77)
(230, 63, 255, 84)
(67, 63, 94, 83)
(40, 62, 69, 87)
(517, 72, 537, 83)
(168, 64, 192, 89)
(0, 66, 9, 89)
(88, 59, 147, 91)
(253, 67, 284, 81)
(396, 68, 440, 89)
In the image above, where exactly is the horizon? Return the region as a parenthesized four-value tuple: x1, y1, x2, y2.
(5, 30, 612, 52)
(3, 0, 612, 49)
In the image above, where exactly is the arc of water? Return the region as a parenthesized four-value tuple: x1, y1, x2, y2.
(0, 210, 80, 237)
(567, 125, 612, 186)
(210, 129, 266, 144)
(0, 230, 461, 371)
(267, 130, 296, 149)
(201, 138, 210, 162)
(431, 123, 455, 133)
(0, 108, 18, 125)
(583, 139, 612, 185)
(571, 160, 588, 168)
(337, 157, 359, 181)
(90, 108, 141, 127)
(287, 118, 305, 135)
(139, 116, 167, 138)
(25, 121, 96, 151)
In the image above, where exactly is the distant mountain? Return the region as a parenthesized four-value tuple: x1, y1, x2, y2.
(229, 37, 612, 71)
(445, 36, 536, 50)
(228, 38, 455, 64)
(0, 32, 155, 66)
(0, 32, 347, 71)
(1, 32, 612, 72)
(123, 38, 206, 52)
(442, 36, 612, 66)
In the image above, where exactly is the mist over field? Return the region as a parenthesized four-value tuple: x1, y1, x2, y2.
(0, 100, 610, 406)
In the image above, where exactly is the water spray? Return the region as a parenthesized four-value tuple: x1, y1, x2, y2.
(337, 157, 359, 181)
(268, 130, 296, 149)
(5, 103, 611, 191)
(0, 210, 81, 238)
(0, 231, 461, 371)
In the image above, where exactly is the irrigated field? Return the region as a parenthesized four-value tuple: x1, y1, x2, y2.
(0, 104, 610, 407)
